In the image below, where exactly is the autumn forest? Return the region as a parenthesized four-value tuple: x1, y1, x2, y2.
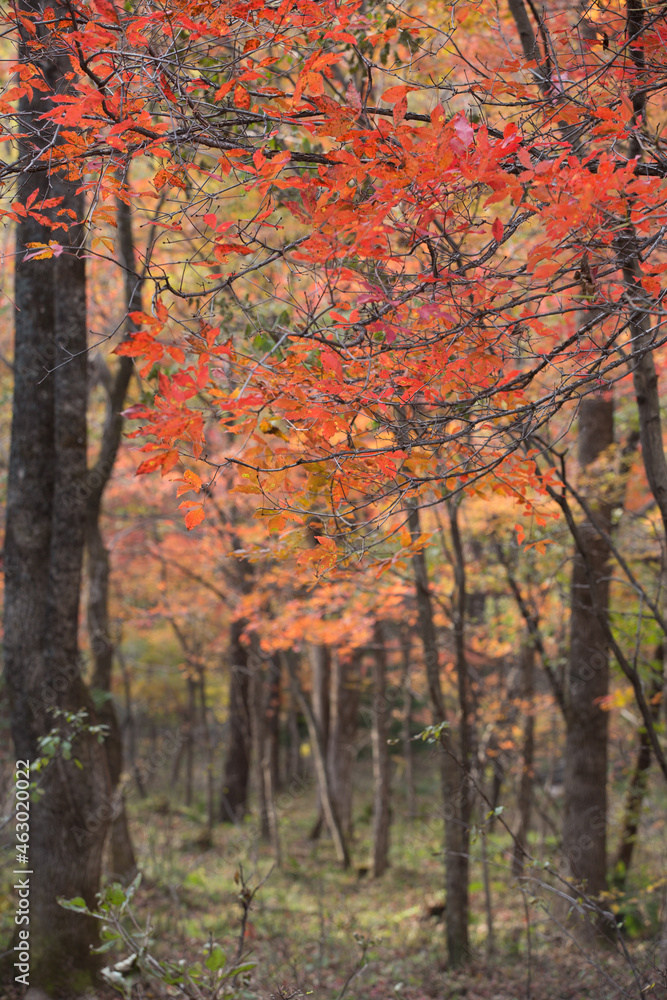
(1, 0, 667, 996)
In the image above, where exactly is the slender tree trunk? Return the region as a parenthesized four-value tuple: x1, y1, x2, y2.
(87, 523, 137, 882)
(251, 654, 270, 840)
(171, 727, 186, 785)
(613, 675, 661, 889)
(283, 651, 350, 867)
(220, 619, 252, 822)
(85, 191, 140, 881)
(480, 821, 495, 961)
(2, 7, 111, 988)
(371, 623, 392, 877)
(447, 501, 473, 956)
(408, 503, 469, 966)
(266, 654, 282, 795)
(118, 648, 146, 798)
(200, 669, 215, 842)
(399, 631, 417, 821)
(262, 659, 282, 866)
(263, 742, 282, 863)
(512, 639, 535, 876)
(286, 686, 303, 785)
(488, 754, 504, 835)
(185, 675, 197, 807)
(328, 651, 359, 839)
(309, 644, 331, 839)
(563, 395, 613, 900)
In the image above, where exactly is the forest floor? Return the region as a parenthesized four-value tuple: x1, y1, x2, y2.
(2, 755, 667, 999)
(103, 759, 667, 1000)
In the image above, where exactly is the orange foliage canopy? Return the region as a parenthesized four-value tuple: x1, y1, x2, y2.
(3, 0, 667, 551)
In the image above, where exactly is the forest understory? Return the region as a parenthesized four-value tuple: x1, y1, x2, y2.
(3, 753, 666, 1000)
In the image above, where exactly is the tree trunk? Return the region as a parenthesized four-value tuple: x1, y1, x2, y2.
(399, 631, 416, 821)
(563, 394, 614, 900)
(118, 648, 146, 798)
(512, 639, 535, 876)
(262, 740, 282, 863)
(262, 658, 282, 864)
(328, 651, 359, 839)
(250, 654, 270, 840)
(220, 619, 252, 822)
(259, 654, 282, 858)
(85, 190, 140, 882)
(613, 675, 661, 889)
(447, 501, 473, 955)
(371, 623, 392, 877)
(87, 523, 138, 882)
(266, 654, 282, 796)
(200, 669, 215, 841)
(409, 502, 469, 967)
(309, 644, 331, 839)
(283, 651, 350, 867)
(2, 7, 111, 988)
(185, 675, 197, 807)
(286, 686, 303, 785)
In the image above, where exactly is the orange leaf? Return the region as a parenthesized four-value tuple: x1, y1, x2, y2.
(393, 96, 407, 128)
(183, 468, 202, 492)
(234, 85, 250, 109)
(382, 85, 417, 104)
(184, 505, 205, 530)
(161, 450, 180, 474)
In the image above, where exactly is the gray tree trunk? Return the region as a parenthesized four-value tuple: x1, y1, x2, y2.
(563, 395, 614, 900)
(613, 674, 661, 889)
(250, 654, 269, 840)
(399, 632, 417, 821)
(309, 644, 331, 839)
(199, 669, 215, 842)
(220, 620, 252, 822)
(328, 651, 359, 838)
(185, 675, 197, 807)
(371, 624, 391, 877)
(283, 651, 350, 867)
(86, 193, 138, 884)
(512, 639, 535, 876)
(409, 503, 469, 966)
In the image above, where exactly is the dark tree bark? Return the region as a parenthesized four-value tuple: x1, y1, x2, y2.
(220, 619, 252, 822)
(328, 651, 359, 838)
(447, 501, 473, 948)
(563, 395, 614, 899)
(408, 502, 469, 967)
(2, 5, 111, 990)
(371, 624, 392, 877)
(266, 654, 282, 795)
